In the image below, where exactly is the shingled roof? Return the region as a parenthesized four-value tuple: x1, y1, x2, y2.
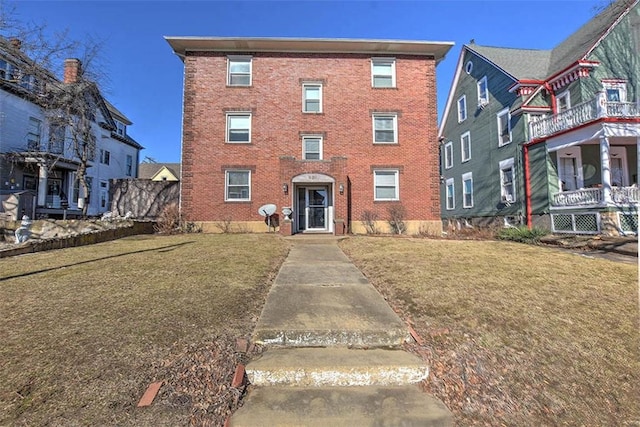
(466, 0, 637, 81)
(466, 44, 551, 80)
(548, 0, 636, 77)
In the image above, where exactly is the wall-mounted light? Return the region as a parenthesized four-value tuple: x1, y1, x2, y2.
(282, 183, 288, 194)
(339, 183, 344, 195)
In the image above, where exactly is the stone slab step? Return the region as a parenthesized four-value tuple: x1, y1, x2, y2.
(229, 385, 453, 427)
(247, 348, 429, 387)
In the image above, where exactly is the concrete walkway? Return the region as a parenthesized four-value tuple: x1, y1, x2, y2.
(230, 236, 452, 426)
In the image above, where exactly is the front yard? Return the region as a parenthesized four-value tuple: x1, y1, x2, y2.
(0, 233, 638, 426)
(341, 237, 640, 426)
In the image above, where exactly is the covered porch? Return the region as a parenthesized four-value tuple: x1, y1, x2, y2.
(544, 122, 639, 234)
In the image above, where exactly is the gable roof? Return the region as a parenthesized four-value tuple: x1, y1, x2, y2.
(548, 0, 637, 77)
(138, 163, 181, 180)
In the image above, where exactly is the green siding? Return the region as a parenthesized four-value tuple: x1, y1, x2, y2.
(440, 49, 525, 219)
(529, 143, 552, 215)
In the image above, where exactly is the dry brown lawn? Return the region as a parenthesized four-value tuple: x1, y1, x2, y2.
(0, 234, 289, 426)
(340, 236, 640, 426)
(2, 233, 638, 426)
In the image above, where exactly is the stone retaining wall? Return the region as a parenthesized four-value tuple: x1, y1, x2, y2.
(0, 221, 155, 258)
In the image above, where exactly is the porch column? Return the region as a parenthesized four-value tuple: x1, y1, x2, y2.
(600, 136, 613, 204)
(37, 165, 47, 207)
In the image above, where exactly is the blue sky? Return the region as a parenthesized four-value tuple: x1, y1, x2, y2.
(11, 0, 605, 163)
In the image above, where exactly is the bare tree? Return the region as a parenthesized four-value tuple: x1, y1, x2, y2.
(1, 0, 108, 216)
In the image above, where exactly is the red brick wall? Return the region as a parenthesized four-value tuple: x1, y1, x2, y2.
(180, 51, 441, 227)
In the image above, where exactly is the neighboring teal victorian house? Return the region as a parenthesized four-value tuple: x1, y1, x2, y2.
(438, 0, 640, 235)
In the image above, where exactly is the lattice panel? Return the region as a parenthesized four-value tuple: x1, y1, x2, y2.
(618, 213, 638, 233)
(574, 214, 599, 233)
(552, 214, 573, 232)
(552, 213, 599, 234)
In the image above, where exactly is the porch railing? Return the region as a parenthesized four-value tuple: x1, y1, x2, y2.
(530, 97, 640, 140)
(552, 186, 640, 207)
(552, 187, 603, 206)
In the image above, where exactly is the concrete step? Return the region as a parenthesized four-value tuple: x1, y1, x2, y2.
(253, 283, 410, 348)
(229, 385, 453, 427)
(247, 348, 429, 387)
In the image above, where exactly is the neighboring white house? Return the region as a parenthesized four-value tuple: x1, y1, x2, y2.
(0, 37, 142, 219)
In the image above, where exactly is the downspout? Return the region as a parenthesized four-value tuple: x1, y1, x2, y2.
(524, 143, 533, 229)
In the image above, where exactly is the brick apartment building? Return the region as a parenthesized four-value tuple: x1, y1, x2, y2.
(166, 37, 453, 235)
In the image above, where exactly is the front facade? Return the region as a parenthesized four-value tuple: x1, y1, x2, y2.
(0, 39, 142, 219)
(167, 37, 452, 234)
(439, 0, 640, 235)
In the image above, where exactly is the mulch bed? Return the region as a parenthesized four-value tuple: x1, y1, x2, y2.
(153, 335, 264, 426)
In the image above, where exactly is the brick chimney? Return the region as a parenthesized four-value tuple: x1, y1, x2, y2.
(63, 58, 82, 84)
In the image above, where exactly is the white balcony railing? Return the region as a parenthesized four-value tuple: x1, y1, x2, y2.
(552, 186, 640, 207)
(530, 97, 640, 140)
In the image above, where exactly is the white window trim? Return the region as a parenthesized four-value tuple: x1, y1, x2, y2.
(477, 76, 489, 107)
(225, 170, 251, 202)
(372, 113, 398, 144)
(556, 90, 571, 112)
(373, 169, 399, 201)
(499, 158, 516, 203)
(497, 108, 512, 147)
(302, 82, 323, 113)
(302, 135, 323, 160)
(226, 112, 252, 143)
(371, 57, 396, 88)
(444, 141, 453, 169)
(462, 172, 473, 208)
(458, 95, 467, 122)
(445, 178, 455, 210)
(227, 55, 252, 86)
(460, 131, 471, 163)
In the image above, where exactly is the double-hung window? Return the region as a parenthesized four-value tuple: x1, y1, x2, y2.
(48, 123, 65, 154)
(444, 141, 453, 169)
(302, 83, 322, 113)
(460, 132, 471, 162)
(227, 56, 252, 86)
(603, 80, 627, 102)
(226, 113, 251, 143)
(373, 114, 397, 144)
(499, 158, 515, 203)
(374, 170, 399, 201)
(226, 170, 251, 201)
(462, 172, 473, 208)
(302, 135, 322, 160)
(556, 91, 570, 112)
(445, 178, 455, 210)
(477, 76, 488, 107)
(126, 155, 133, 176)
(497, 108, 511, 146)
(27, 117, 41, 150)
(100, 149, 110, 165)
(458, 95, 467, 122)
(371, 58, 396, 88)
(100, 180, 109, 209)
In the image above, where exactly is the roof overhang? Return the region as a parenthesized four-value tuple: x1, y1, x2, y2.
(165, 37, 454, 64)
